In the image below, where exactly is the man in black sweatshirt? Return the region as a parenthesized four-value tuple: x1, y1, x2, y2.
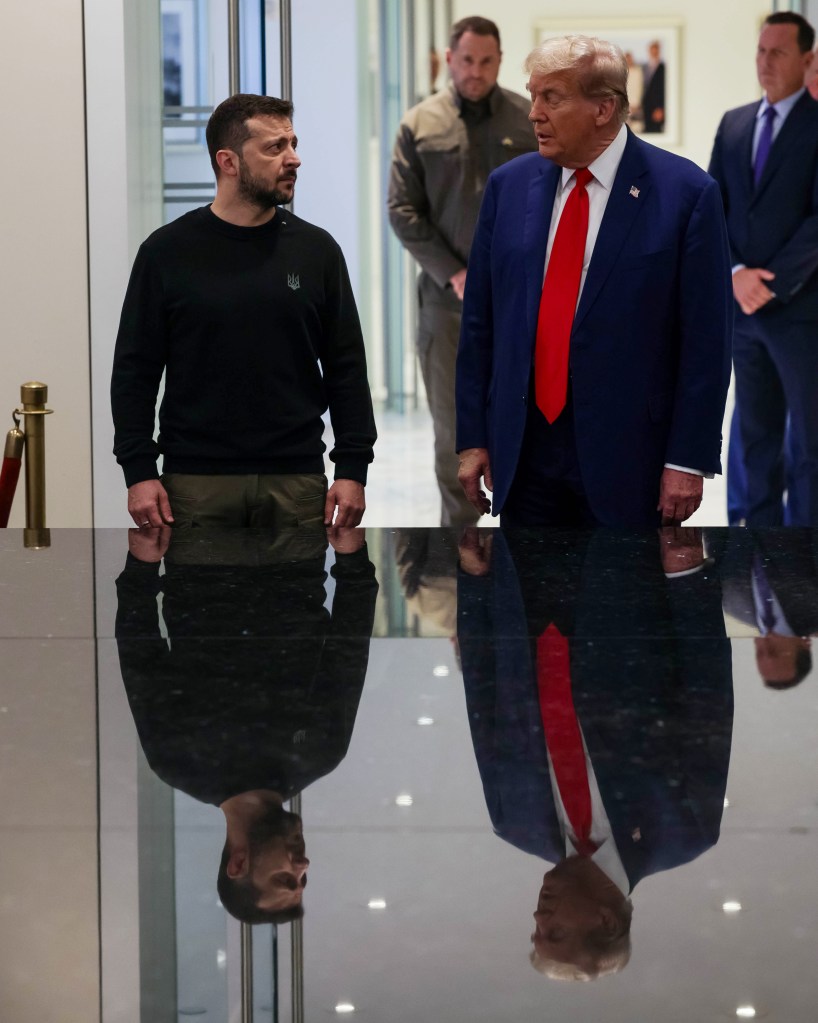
(111, 94, 376, 529)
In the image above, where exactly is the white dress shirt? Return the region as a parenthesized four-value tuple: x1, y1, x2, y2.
(544, 123, 629, 293)
(547, 731, 631, 898)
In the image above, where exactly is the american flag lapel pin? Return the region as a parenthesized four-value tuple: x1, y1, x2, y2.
(629, 185, 640, 198)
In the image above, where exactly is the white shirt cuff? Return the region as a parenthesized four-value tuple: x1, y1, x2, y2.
(664, 463, 714, 479)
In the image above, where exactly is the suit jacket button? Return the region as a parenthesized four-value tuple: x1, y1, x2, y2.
(522, 394, 527, 404)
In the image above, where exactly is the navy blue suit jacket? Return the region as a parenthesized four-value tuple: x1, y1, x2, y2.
(708, 92, 818, 324)
(456, 130, 733, 525)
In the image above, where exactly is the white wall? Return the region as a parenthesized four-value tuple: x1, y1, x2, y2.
(0, 0, 92, 527)
(86, 0, 164, 529)
(456, 0, 771, 170)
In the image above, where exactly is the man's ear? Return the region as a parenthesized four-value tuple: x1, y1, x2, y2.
(595, 96, 617, 127)
(215, 148, 240, 178)
(226, 847, 249, 879)
(598, 906, 621, 940)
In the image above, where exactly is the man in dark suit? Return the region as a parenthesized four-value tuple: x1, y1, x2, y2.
(640, 40, 665, 133)
(457, 527, 734, 979)
(709, 12, 818, 527)
(456, 34, 732, 528)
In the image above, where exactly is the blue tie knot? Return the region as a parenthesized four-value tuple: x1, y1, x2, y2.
(754, 107, 777, 186)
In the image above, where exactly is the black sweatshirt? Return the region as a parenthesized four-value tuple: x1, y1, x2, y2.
(115, 539, 379, 806)
(111, 206, 376, 487)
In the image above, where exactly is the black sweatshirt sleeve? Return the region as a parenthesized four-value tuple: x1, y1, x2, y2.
(111, 243, 168, 487)
(320, 244, 377, 484)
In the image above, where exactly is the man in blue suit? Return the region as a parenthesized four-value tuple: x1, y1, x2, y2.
(456, 35, 732, 527)
(709, 12, 818, 527)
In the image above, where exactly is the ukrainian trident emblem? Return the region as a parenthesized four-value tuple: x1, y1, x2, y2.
(287, 273, 300, 290)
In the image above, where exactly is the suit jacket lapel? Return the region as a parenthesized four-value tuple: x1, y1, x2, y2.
(740, 102, 759, 196)
(573, 133, 650, 331)
(525, 162, 561, 341)
(753, 92, 811, 202)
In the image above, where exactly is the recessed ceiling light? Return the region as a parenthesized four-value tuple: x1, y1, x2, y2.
(335, 1003, 355, 1014)
(433, 665, 449, 677)
(216, 949, 227, 968)
(723, 901, 742, 914)
(417, 716, 435, 726)
(736, 1007, 756, 1019)
(396, 794, 413, 807)
(368, 898, 387, 910)
(724, 797, 730, 808)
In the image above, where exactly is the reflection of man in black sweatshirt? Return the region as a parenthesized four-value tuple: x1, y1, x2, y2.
(115, 526, 378, 923)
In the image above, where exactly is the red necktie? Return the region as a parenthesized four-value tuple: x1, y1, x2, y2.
(536, 623, 596, 856)
(535, 167, 593, 424)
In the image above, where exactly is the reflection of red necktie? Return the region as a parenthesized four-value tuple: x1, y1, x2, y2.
(535, 167, 593, 424)
(536, 623, 596, 856)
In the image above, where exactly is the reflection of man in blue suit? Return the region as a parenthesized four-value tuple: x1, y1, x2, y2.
(458, 528, 733, 979)
(709, 12, 818, 527)
(456, 35, 732, 527)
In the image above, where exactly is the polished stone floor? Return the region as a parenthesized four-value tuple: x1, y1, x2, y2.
(2, 524, 817, 1022)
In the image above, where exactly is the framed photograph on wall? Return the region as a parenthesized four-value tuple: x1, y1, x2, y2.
(534, 17, 683, 147)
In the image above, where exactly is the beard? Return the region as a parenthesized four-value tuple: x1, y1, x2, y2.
(237, 158, 295, 210)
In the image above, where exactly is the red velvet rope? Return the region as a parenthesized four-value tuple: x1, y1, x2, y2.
(0, 455, 22, 527)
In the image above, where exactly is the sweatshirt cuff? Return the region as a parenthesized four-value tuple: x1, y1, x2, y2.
(333, 460, 370, 486)
(122, 458, 160, 488)
(331, 545, 375, 577)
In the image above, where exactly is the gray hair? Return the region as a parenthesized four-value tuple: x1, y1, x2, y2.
(524, 35, 630, 125)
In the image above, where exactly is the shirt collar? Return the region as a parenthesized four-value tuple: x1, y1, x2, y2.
(759, 87, 805, 120)
(450, 81, 501, 115)
(558, 123, 628, 192)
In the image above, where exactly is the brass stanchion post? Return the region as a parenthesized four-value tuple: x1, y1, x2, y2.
(18, 382, 53, 548)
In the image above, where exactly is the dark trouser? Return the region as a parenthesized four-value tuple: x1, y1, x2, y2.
(501, 390, 601, 528)
(726, 405, 747, 525)
(732, 315, 818, 527)
(162, 473, 327, 529)
(727, 404, 796, 525)
(417, 288, 481, 527)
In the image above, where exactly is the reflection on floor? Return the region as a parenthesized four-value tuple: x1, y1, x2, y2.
(7, 482, 811, 1021)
